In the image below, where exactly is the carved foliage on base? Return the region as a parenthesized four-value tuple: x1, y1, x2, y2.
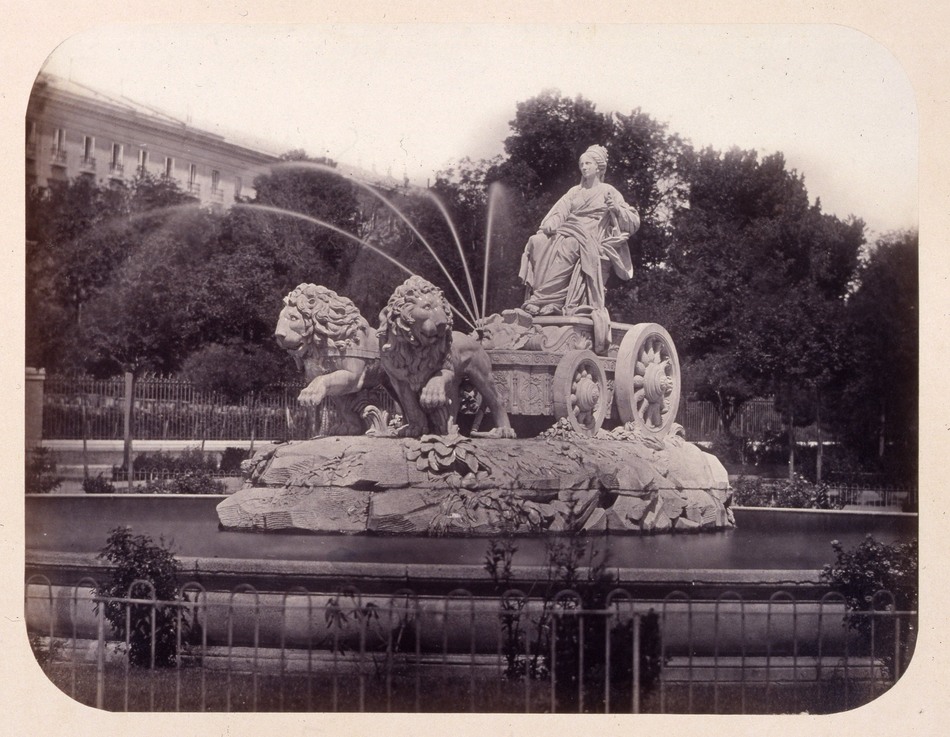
(221, 433, 734, 536)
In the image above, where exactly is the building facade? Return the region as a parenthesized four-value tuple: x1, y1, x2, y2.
(26, 73, 280, 207)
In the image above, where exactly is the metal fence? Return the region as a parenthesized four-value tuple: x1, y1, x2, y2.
(42, 374, 322, 441)
(824, 485, 916, 509)
(42, 374, 781, 443)
(680, 398, 782, 442)
(25, 576, 915, 714)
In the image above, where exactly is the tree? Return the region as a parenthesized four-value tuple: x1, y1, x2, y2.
(497, 90, 615, 206)
(248, 150, 362, 290)
(182, 341, 291, 402)
(656, 147, 865, 470)
(831, 231, 918, 482)
(25, 173, 198, 371)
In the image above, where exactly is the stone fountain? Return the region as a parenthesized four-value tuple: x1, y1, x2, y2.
(218, 147, 733, 536)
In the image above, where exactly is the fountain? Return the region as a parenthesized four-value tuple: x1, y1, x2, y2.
(24, 146, 916, 579)
(217, 148, 732, 538)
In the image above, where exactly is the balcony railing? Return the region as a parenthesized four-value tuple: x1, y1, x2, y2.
(50, 148, 67, 167)
(210, 187, 224, 202)
(109, 162, 125, 177)
(187, 182, 201, 195)
(79, 156, 97, 172)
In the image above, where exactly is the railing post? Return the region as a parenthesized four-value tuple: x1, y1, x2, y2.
(123, 371, 134, 492)
(632, 611, 641, 714)
(25, 367, 46, 451)
(96, 597, 105, 710)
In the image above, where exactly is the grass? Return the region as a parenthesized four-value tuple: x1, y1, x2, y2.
(36, 658, 893, 714)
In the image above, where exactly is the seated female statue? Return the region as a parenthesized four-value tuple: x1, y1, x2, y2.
(518, 144, 640, 319)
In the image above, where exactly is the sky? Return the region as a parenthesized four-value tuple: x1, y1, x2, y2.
(39, 23, 918, 240)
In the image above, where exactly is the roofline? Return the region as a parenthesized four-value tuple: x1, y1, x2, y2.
(30, 73, 282, 164)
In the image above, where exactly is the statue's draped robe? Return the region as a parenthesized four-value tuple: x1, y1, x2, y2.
(518, 183, 640, 313)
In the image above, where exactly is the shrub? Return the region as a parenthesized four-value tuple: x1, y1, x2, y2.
(25, 447, 62, 494)
(82, 473, 115, 494)
(140, 471, 227, 495)
(820, 535, 918, 678)
(95, 527, 190, 667)
(126, 447, 218, 477)
(219, 446, 250, 473)
(484, 500, 664, 712)
(732, 474, 841, 509)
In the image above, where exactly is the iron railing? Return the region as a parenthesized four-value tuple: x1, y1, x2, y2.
(42, 375, 311, 441)
(25, 577, 915, 714)
(42, 375, 781, 443)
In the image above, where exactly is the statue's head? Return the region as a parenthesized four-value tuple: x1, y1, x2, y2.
(378, 275, 454, 349)
(579, 145, 608, 178)
(274, 283, 368, 353)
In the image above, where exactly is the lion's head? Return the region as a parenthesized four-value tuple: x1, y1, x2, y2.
(378, 276, 455, 387)
(274, 283, 369, 355)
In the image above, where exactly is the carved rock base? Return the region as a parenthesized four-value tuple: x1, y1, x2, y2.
(219, 432, 733, 535)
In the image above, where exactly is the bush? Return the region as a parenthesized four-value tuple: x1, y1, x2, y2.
(732, 474, 841, 509)
(82, 473, 115, 494)
(484, 500, 664, 712)
(820, 535, 918, 678)
(25, 447, 62, 494)
(140, 471, 228, 495)
(125, 447, 218, 477)
(219, 446, 250, 473)
(95, 527, 191, 667)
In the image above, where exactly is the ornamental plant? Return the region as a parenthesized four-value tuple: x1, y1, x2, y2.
(820, 535, 918, 678)
(95, 527, 189, 667)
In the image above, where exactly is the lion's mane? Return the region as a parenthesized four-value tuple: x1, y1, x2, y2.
(283, 283, 369, 352)
(378, 276, 454, 391)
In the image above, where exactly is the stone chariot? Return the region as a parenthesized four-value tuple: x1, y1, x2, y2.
(478, 311, 681, 439)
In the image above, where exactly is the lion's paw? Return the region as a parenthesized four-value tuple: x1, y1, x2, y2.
(420, 379, 448, 409)
(298, 384, 327, 406)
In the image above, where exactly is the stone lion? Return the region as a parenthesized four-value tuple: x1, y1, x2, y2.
(274, 283, 385, 434)
(378, 275, 516, 439)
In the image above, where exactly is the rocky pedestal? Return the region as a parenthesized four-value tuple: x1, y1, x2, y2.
(217, 423, 733, 535)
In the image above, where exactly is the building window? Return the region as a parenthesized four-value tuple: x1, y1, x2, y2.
(188, 163, 199, 194)
(51, 128, 67, 166)
(138, 148, 149, 174)
(81, 136, 96, 171)
(210, 170, 222, 201)
(234, 176, 243, 199)
(110, 143, 124, 176)
(164, 156, 174, 178)
(26, 120, 37, 158)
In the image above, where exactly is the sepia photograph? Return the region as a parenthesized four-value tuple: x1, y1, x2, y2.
(11, 6, 939, 732)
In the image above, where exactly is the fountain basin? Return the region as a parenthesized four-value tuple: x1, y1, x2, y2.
(26, 494, 916, 593)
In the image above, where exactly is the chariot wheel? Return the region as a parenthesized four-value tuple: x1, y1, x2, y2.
(552, 349, 608, 436)
(614, 323, 681, 437)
